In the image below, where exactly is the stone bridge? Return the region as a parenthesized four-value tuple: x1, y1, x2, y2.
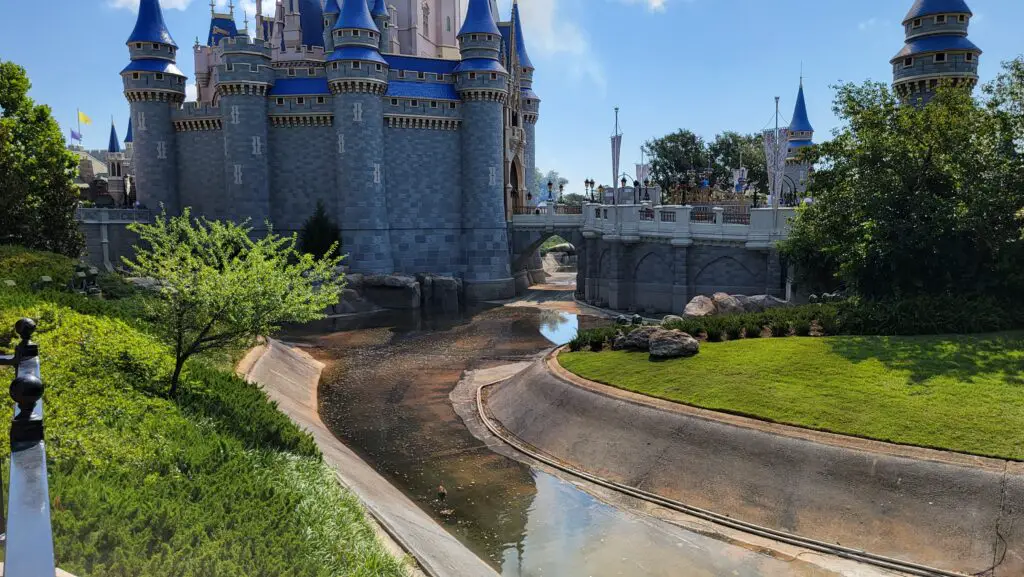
(510, 204, 796, 314)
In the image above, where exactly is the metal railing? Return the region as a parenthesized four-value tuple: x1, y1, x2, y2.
(0, 319, 56, 577)
(74, 208, 152, 223)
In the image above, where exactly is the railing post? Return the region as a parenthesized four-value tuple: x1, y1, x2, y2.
(0, 318, 56, 577)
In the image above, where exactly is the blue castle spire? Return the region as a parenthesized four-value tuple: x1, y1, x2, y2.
(370, 0, 388, 19)
(108, 122, 122, 154)
(124, 117, 133, 144)
(324, 0, 340, 14)
(127, 0, 177, 47)
(511, 1, 533, 70)
(904, 0, 973, 21)
(335, 0, 379, 32)
(893, 0, 980, 104)
(789, 81, 813, 134)
(459, 0, 500, 37)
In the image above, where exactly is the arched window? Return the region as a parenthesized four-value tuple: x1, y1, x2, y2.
(422, 4, 430, 39)
(446, 16, 451, 32)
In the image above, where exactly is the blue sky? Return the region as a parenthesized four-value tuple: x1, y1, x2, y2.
(2, 0, 1022, 196)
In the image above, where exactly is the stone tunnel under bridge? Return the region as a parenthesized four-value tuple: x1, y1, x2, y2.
(510, 204, 795, 314)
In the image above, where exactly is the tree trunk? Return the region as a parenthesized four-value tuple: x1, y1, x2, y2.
(170, 357, 186, 397)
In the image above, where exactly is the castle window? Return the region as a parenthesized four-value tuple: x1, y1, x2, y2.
(325, 18, 329, 27)
(447, 16, 452, 33)
(418, 72, 426, 80)
(308, 68, 316, 76)
(353, 30, 360, 37)
(912, 18, 922, 28)
(288, 68, 296, 76)
(317, 96, 325, 104)
(431, 101, 438, 108)
(152, 43, 160, 50)
(332, 62, 338, 70)
(471, 34, 478, 41)
(935, 15, 946, 24)
(376, 64, 383, 71)
(423, 5, 430, 39)
(436, 73, 443, 81)
(959, 14, 967, 22)
(399, 70, 406, 78)
(391, 98, 399, 106)
(277, 98, 285, 105)
(136, 43, 143, 49)
(966, 53, 974, 62)
(486, 35, 492, 41)
(297, 97, 305, 105)
(353, 61, 361, 69)
(369, 32, 376, 39)
(132, 72, 140, 80)
(904, 57, 914, 67)
(490, 73, 497, 80)
(156, 73, 164, 80)
(469, 72, 476, 80)
(934, 53, 947, 63)
(449, 102, 456, 109)
(227, 63, 234, 71)
(411, 100, 418, 107)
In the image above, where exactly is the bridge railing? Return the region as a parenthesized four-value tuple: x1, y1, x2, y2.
(0, 318, 57, 577)
(75, 208, 153, 224)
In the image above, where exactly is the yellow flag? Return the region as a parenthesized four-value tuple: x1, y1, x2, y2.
(78, 110, 92, 126)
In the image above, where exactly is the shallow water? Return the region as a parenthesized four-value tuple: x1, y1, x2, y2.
(299, 305, 841, 577)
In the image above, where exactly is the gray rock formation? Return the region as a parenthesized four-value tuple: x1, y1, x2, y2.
(712, 293, 745, 315)
(683, 295, 717, 317)
(612, 326, 660, 351)
(648, 329, 700, 359)
(417, 273, 463, 312)
(661, 315, 684, 327)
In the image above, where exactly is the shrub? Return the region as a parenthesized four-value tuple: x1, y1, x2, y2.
(743, 320, 764, 338)
(724, 317, 744, 341)
(793, 319, 813, 337)
(568, 333, 583, 352)
(298, 200, 342, 260)
(768, 317, 790, 337)
(96, 272, 138, 300)
(704, 318, 725, 342)
(834, 296, 1019, 336)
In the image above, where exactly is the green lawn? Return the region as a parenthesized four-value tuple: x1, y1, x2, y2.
(0, 246, 409, 577)
(560, 334, 1024, 460)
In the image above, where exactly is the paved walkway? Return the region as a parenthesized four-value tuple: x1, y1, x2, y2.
(484, 356, 1024, 576)
(238, 339, 497, 577)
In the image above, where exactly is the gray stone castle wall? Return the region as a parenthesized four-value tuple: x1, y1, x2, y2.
(269, 125, 335, 233)
(385, 127, 464, 274)
(176, 130, 226, 216)
(221, 93, 272, 232)
(131, 101, 180, 212)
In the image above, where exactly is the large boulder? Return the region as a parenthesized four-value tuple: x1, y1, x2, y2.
(649, 329, 700, 359)
(661, 315, 684, 327)
(712, 293, 745, 315)
(684, 295, 717, 317)
(333, 288, 380, 315)
(612, 326, 660, 351)
(735, 294, 792, 312)
(417, 273, 462, 312)
(359, 274, 422, 310)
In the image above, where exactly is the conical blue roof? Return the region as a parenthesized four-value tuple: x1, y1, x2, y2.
(371, 0, 389, 19)
(789, 83, 813, 134)
(335, 0, 379, 31)
(125, 117, 133, 144)
(903, 0, 972, 24)
(127, 0, 177, 47)
(324, 0, 340, 15)
(511, 2, 533, 70)
(459, 0, 499, 37)
(108, 123, 122, 154)
(299, 0, 325, 47)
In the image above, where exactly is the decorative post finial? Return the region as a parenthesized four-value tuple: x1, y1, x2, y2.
(210, 0, 215, 15)
(228, 0, 234, 15)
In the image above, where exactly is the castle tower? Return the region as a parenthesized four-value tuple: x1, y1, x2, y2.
(323, 0, 339, 51)
(370, 0, 392, 54)
(512, 1, 539, 207)
(784, 79, 814, 199)
(107, 121, 129, 206)
(456, 0, 514, 299)
(121, 0, 186, 212)
(217, 27, 275, 231)
(893, 0, 981, 105)
(124, 117, 134, 153)
(326, 0, 393, 274)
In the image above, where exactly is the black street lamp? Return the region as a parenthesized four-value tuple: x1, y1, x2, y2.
(584, 178, 595, 202)
(633, 180, 640, 204)
(558, 182, 564, 202)
(643, 179, 651, 202)
(547, 181, 554, 202)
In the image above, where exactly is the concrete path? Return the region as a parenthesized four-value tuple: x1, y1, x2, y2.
(238, 339, 497, 577)
(485, 357, 1024, 576)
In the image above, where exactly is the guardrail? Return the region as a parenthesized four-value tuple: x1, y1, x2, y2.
(74, 208, 153, 224)
(0, 318, 56, 577)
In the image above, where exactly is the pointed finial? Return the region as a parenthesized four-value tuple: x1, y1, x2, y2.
(244, 10, 249, 33)
(210, 0, 216, 15)
(229, 0, 234, 15)
(800, 61, 804, 86)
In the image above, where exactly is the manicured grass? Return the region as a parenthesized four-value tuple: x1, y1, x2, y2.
(0, 247, 409, 577)
(560, 334, 1024, 460)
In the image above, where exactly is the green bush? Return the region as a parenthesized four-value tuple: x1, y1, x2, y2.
(793, 319, 813, 337)
(568, 333, 583, 352)
(724, 318, 744, 341)
(704, 318, 725, 342)
(768, 318, 791, 337)
(96, 272, 138, 300)
(835, 296, 1021, 336)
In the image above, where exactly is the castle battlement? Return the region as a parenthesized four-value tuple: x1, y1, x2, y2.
(172, 102, 221, 119)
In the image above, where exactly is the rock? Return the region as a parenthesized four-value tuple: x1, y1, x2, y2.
(615, 326, 660, 351)
(544, 243, 576, 255)
(712, 293, 744, 315)
(417, 273, 462, 312)
(631, 314, 644, 326)
(808, 294, 820, 304)
(649, 329, 700, 359)
(3, 280, 15, 288)
(684, 295, 717, 317)
(661, 315, 684, 327)
(127, 277, 161, 292)
(616, 315, 632, 326)
(747, 294, 792, 310)
(360, 274, 422, 310)
(335, 288, 380, 315)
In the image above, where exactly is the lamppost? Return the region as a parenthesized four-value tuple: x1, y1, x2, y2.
(547, 181, 554, 203)
(633, 180, 640, 204)
(643, 179, 651, 202)
(558, 182, 564, 202)
(584, 178, 595, 202)
(597, 185, 605, 204)
(619, 176, 627, 205)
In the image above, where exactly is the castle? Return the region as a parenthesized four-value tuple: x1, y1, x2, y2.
(122, 0, 539, 300)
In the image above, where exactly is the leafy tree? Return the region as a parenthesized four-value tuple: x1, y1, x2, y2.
(298, 200, 342, 260)
(125, 209, 344, 395)
(781, 69, 1024, 300)
(642, 129, 709, 192)
(536, 169, 569, 201)
(708, 131, 768, 198)
(559, 193, 586, 206)
(0, 61, 82, 256)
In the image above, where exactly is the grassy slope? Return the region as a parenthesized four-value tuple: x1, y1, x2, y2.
(560, 334, 1024, 460)
(0, 246, 407, 577)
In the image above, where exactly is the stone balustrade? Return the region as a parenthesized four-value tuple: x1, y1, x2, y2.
(512, 203, 796, 249)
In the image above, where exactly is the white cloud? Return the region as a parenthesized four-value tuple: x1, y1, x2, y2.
(108, 0, 193, 11)
(185, 82, 198, 102)
(616, 0, 668, 12)
(858, 17, 889, 31)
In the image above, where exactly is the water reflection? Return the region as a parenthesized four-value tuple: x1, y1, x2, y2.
(538, 310, 579, 346)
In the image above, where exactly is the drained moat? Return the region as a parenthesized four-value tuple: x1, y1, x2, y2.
(290, 289, 877, 577)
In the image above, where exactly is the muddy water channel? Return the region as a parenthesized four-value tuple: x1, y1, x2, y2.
(295, 305, 846, 577)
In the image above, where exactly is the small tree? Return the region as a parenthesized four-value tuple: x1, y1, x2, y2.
(125, 209, 344, 395)
(298, 200, 342, 260)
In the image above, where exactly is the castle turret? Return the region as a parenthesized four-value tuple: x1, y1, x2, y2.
(456, 0, 514, 299)
(217, 28, 275, 231)
(108, 121, 123, 156)
(323, 0, 339, 51)
(893, 0, 981, 105)
(785, 79, 814, 198)
(512, 1, 540, 202)
(124, 117, 134, 152)
(326, 0, 393, 273)
(122, 0, 186, 212)
(370, 0, 392, 54)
